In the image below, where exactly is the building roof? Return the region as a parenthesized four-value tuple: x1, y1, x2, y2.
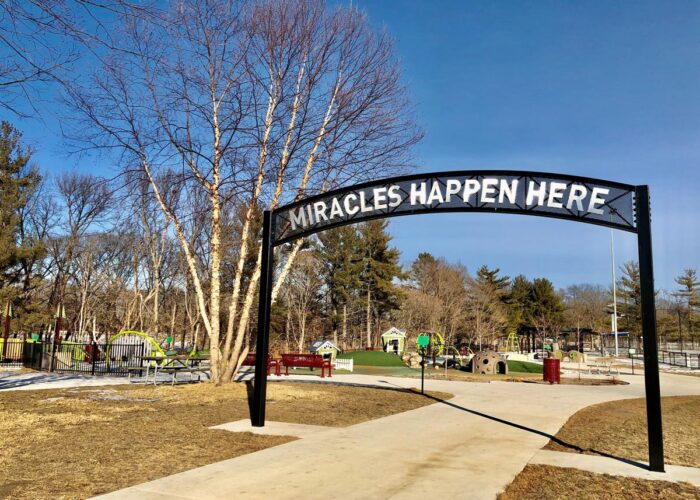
(310, 340, 341, 352)
(381, 327, 406, 338)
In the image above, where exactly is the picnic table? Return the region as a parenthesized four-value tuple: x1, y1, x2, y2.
(131, 354, 210, 385)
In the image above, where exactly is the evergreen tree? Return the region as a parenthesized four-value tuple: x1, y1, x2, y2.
(674, 268, 699, 345)
(617, 261, 641, 337)
(316, 225, 363, 347)
(475, 265, 510, 295)
(359, 220, 404, 347)
(508, 275, 533, 332)
(0, 122, 42, 302)
(529, 277, 564, 345)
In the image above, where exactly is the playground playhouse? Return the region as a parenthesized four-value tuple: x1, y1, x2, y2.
(381, 327, 406, 355)
(309, 340, 341, 361)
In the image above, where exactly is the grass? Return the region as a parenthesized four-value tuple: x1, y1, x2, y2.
(499, 464, 700, 499)
(544, 395, 700, 468)
(0, 381, 450, 499)
(337, 350, 407, 366)
(507, 360, 543, 373)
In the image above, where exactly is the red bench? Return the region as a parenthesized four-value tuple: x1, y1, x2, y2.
(242, 353, 281, 376)
(280, 353, 332, 378)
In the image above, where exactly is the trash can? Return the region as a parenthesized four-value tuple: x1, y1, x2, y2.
(543, 358, 560, 384)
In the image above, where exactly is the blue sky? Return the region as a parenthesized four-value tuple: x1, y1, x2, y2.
(356, 0, 700, 291)
(7, 0, 700, 292)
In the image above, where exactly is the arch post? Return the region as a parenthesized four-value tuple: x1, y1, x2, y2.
(252, 210, 274, 427)
(636, 185, 664, 472)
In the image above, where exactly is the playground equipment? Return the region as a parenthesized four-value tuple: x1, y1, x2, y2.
(106, 330, 166, 367)
(470, 350, 508, 375)
(504, 331, 519, 353)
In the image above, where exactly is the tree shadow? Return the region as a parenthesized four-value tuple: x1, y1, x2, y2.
(411, 389, 651, 471)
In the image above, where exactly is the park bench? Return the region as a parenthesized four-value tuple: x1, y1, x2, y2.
(241, 353, 281, 376)
(280, 353, 332, 378)
(588, 357, 619, 376)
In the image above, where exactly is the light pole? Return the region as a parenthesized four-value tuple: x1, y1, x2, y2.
(610, 226, 619, 357)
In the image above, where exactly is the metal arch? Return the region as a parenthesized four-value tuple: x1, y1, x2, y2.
(270, 169, 638, 246)
(252, 170, 664, 474)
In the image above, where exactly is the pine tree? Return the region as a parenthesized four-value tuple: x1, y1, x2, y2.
(359, 220, 404, 348)
(529, 277, 564, 346)
(617, 261, 641, 338)
(0, 122, 42, 303)
(674, 268, 699, 346)
(508, 275, 533, 332)
(316, 225, 363, 347)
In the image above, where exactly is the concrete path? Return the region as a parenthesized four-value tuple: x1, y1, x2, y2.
(0, 370, 130, 391)
(97, 372, 700, 500)
(530, 449, 700, 486)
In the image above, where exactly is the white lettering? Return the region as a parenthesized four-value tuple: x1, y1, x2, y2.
(547, 182, 566, 209)
(410, 182, 427, 205)
(481, 178, 498, 203)
(344, 193, 359, 215)
(445, 179, 462, 202)
(499, 179, 518, 204)
(313, 201, 328, 222)
(290, 207, 307, 230)
(387, 185, 402, 207)
(427, 181, 444, 204)
(373, 187, 388, 210)
(359, 191, 373, 213)
(329, 197, 344, 219)
(588, 187, 609, 215)
(566, 184, 587, 211)
(526, 181, 547, 206)
(462, 179, 480, 203)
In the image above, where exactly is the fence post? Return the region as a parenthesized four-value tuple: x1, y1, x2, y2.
(91, 341, 97, 376)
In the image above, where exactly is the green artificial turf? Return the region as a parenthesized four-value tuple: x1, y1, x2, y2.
(507, 360, 543, 373)
(337, 350, 407, 367)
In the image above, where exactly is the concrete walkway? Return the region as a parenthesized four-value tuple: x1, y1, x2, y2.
(0, 370, 129, 391)
(97, 372, 700, 500)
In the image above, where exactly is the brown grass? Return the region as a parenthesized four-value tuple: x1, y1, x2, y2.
(0, 381, 449, 499)
(499, 464, 700, 500)
(544, 396, 700, 467)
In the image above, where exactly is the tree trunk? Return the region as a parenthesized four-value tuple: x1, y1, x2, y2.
(366, 288, 371, 348)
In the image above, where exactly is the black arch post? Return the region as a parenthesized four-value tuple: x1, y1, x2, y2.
(252, 210, 274, 427)
(636, 185, 664, 472)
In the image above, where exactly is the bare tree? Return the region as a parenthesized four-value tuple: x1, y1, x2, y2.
(64, 0, 421, 383)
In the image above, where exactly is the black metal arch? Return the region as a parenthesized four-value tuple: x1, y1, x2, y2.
(251, 170, 664, 472)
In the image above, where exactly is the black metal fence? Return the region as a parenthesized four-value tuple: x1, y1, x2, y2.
(659, 350, 700, 369)
(2, 340, 149, 376)
(44, 341, 147, 376)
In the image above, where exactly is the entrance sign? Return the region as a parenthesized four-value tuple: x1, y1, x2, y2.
(272, 171, 637, 244)
(251, 169, 665, 473)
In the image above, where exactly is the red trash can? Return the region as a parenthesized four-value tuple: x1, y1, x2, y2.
(543, 358, 560, 384)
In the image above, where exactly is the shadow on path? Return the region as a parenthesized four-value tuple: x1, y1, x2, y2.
(0, 373, 84, 390)
(413, 390, 650, 471)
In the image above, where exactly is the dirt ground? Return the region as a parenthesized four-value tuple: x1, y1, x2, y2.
(499, 464, 700, 500)
(0, 381, 449, 499)
(544, 395, 700, 467)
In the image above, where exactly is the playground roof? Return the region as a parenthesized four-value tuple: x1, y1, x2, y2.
(381, 327, 406, 338)
(310, 340, 340, 352)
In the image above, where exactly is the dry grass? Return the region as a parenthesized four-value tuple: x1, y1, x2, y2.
(499, 464, 700, 500)
(544, 396, 700, 467)
(0, 381, 449, 499)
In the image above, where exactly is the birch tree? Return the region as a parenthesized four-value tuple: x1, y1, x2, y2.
(64, 0, 420, 383)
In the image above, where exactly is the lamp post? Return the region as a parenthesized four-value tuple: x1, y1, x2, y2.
(610, 227, 619, 357)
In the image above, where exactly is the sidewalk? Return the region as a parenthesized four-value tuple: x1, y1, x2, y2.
(96, 372, 700, 499)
